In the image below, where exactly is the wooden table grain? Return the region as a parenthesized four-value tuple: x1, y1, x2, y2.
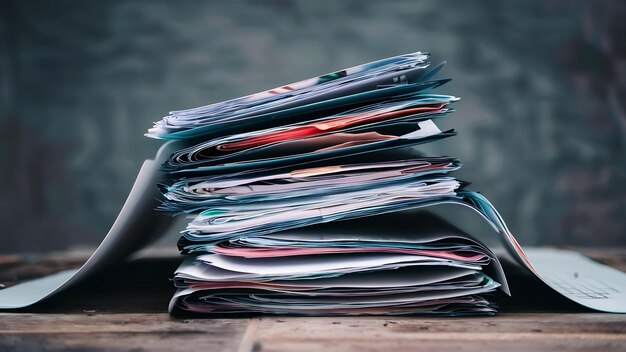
(1, 247, 625, 352)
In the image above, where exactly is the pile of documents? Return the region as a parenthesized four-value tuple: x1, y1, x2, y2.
(147, 52, 516, 316)
(2, 53, 625, 315)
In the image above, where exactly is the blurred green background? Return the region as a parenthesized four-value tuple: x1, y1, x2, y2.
(1, 0, 625, 253)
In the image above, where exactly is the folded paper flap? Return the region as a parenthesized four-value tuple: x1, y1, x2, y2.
(0, 141, 182, 310)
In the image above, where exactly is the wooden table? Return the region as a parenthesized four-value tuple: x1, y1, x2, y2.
(1, 247, 625, 352)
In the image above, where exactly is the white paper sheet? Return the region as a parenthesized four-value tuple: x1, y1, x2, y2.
(525, 248, 626, 313)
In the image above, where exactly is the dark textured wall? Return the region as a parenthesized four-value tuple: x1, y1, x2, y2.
(1, 0, 625, 254)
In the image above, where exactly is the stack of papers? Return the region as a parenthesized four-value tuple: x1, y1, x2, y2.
(170, 212, 507, 315)
(2, 54, 626, 314)
(146, 52, 520, 316)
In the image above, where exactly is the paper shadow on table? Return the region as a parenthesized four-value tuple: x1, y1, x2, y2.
(3, 251, 584, 315)
(495, 257, 585, 313)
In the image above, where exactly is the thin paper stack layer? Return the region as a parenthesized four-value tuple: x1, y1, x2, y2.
(147, 52, 515, 316)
